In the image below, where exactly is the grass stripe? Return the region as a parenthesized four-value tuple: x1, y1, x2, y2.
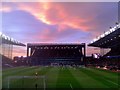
(93, 67, 119, 75)
(69, 67, 108, 88)
(80, 68, 118, 88)
(2, 66, 119, 89)
(88, 68, 119, 85)
(44, 67, 60, 88)
(2, 67, 38, 88)
(2, 66, 37, 76)
(3, 66, 47, 88)
(56, 67, 81, 88)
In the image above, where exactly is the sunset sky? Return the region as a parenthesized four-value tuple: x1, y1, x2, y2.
(1, 2, 118, 57)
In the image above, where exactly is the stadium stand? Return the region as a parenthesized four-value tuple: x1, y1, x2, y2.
(0, 32, 26, 69)
(27, 43, 86, 66)
(1, 54, 15, 69)
(88, 23, 120, 71)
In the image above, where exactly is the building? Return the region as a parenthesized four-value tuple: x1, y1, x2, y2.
(27, 43, 86, 65)
(0, 32, 25, 59)
(88, 23, 120, 70)
(0, 32, 26, 68)
(88, 23, 120, 57)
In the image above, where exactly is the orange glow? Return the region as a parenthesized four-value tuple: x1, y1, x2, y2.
(37, 13, 51, 25)
(12, 47, 26, 58)
(0, 6, 12, 12)
(15, 2, 93, 32)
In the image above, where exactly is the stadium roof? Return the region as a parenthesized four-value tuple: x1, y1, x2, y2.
(27, 43, 85, 47)
(0, 32, 26, 46)
(88, 23, 120, 48)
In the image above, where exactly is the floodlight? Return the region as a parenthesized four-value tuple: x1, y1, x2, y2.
(105, 31, 110, 35)
(100, 34, 105, 38)
(6, 36, 10, 41)
(4, 36, 7, 40)
(93, 38, 98, 42)
(2, 34, 6, 38)
(118, 23, 120, 28)
(11, 38, 14, 42)
(90, 41, 93, 43)
(112, 28, 115, 32)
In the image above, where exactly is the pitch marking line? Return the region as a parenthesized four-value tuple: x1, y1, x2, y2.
(105, 79, 120, 86)
(70, 83, 73, 90)
(86, 68, 120, 86)
(43, 76, 46, 90)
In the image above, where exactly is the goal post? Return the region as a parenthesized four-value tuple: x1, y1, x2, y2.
(5, 76, 46, 90)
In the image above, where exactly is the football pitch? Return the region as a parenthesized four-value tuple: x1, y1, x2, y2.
(2, 66, 120, 89)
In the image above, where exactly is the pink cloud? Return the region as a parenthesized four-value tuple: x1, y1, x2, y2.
(0, 5, 12, 12)
(35, 29, 56, 42)
(2, 2, 117, 56)
(3, 2, 117, 33)
(39, 2, 93, 31)
(12, 46, 26, 57)
(4, 2, 94, 32)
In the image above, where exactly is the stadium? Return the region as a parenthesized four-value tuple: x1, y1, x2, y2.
(26, 43, 86, 65)
(1, 1, 120, 90)
(1, 23, 120, 90)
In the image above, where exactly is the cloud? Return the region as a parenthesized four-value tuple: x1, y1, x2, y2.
(2, 2, 118, 56)
(0, 5, 12, 12)
(25, 2, 93, 31)
(2, 2, 118, 32)
(2, 2, 95, 31)
(12, 46, 26, 57)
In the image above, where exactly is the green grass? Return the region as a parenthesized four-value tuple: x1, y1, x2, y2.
(2, 66, 120, 89)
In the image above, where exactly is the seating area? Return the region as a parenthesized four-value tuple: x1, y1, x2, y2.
(1, 54, 15, 69)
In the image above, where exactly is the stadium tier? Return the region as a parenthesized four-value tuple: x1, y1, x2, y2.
(88, 23, 120, 57)
(0, 32, 26, 68)
(0, 32, 25, 46)
(87, 23, 120, 71)
(27, 43, 86, 65)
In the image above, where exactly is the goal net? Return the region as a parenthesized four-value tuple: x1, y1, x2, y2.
(5, 76, 46, 89)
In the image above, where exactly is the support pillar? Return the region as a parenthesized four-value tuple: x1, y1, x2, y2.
(27, 46, 29, 57)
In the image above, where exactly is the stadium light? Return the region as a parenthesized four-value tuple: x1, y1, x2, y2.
(90, 41, 93, 43)
(115, 22, 119, 28)
(109, 28, 113, 33)
(6, 36, 11, 41)
(3, 35, 7, 40)
(2, 34, 6, 39)
(97, 36, 100, 39)
(100, 34, 105, 38)
(105, 31, 110, 35)
(112, 27, 116, 31)
(40, 47, 43, 49)
(1, 34, 10, 41)
(118, 23, 120, 28)
(90, 23, 120, 44)
(11, 38, 14, 42)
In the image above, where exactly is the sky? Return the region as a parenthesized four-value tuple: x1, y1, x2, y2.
(1, 2, 118, 57)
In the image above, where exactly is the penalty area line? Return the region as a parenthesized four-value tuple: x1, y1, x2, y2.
(43, 76, 46, 90)
(105, 79, 120, 86)
(70, 83, 73, 90)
